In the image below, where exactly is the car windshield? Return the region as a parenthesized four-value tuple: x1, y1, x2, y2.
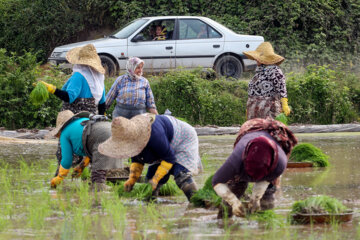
(110, 19, 149, 39)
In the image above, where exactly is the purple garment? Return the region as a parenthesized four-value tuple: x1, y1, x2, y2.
(212, 131, 287, 186)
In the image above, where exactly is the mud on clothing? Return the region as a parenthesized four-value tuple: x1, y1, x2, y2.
(246, 64, 287, 120)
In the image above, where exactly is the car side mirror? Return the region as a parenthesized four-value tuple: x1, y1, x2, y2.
(132, 34, 144, 42)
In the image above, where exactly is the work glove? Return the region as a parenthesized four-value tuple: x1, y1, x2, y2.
(71, 156, 90, 179)
(40, 81, 56, 94)
(213, 183, 245, 217)
(51, 165, 70, 188)
(124, 162, 144, 192)
(149, 161, 173, 190)
(280, 98, 291, 116)
(248, 181, 270, 214)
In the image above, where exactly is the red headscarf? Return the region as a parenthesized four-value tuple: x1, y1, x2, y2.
(243, 136, 278, 180)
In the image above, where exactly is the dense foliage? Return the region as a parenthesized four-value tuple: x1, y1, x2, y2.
(150, 69, 247, 126)
(0, 49, 62, 129)
(0, 49, 359, 129)
(0, 0, 359, 68)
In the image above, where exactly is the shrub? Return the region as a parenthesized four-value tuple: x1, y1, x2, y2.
(287, 65, 358, 124)
(150, 69, 247, 126)
(0, 49, 62, 129)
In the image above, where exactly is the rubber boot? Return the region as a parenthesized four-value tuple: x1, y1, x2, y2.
(175, 171, 197, 201)
(91, 169, 111, 191)
(260, 183, 276, 210)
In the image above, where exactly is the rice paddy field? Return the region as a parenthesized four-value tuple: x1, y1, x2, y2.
(0, 132, 359, 239)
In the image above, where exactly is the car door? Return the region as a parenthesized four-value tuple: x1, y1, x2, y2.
(127, 19, 176, 71)
(175, 19, 224, 69)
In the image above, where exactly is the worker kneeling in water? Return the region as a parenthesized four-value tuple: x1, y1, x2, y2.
(98, 113, 203, 201)
(212, 118, 297, 217)
(50, 110, 121, 190)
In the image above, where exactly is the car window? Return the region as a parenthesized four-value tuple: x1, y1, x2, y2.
(111, 19, 149, 39)
(179, 19, 222, 40)
(133, 19, 175, 42)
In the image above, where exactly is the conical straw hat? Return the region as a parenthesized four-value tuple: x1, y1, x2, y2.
(49, 110, 91, 138)
(243, 42, 284, 65)
(66, 44, 105, 74)
(98, 114, 156, 159)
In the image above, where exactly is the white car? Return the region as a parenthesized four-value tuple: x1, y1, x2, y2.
(48, 16, 264, 78)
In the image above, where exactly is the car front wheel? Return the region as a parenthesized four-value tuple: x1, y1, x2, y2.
(100, 55, 117, 77)
(214, 55, 243, 79)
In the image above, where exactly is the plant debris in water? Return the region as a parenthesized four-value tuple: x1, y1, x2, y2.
(190, 174, 221, 207)
(289, 143, 330, 167)
(275, 113, 288, 125)
(291, 195, 348, 214)
(29, 82, 49, 106)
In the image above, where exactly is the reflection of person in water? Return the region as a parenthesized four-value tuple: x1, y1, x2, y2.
(197, 25, 207, 38)
(153, 25, 167, 40)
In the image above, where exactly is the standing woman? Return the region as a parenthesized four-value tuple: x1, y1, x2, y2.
(41, 44, 106, 115)
(41, 44, 108, 174)
(105, 57, 158, 119)
(243, 42, 291, 120)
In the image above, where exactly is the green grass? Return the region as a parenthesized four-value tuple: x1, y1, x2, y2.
(289, 143, 330, 167)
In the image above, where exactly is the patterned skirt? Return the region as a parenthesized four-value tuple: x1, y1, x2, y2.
(246, 96, 281, 120)
(165, 115, 203, 175)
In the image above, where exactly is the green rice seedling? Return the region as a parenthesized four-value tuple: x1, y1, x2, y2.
(249, 210, 285, 229)
(275, 113, 288, 125)
(80, 167, 90, 180)
(158, 179, 181, 196)
(190, 174, 222, 208)
(289, 143, 330, 167)
(117, 182, 153, 200)
(291, 195, 348, 214)
(29, 81, 49, 106)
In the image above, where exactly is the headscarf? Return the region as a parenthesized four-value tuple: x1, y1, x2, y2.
(72, 64, 105, 104)
(126, 57, 144, 80)
(234, 117, 298, 155)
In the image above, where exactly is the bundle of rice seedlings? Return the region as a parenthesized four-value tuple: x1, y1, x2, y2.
(117, 182, 153, 200)
(289, 143, 330, 167)
(117, 179, 180, 200)
(291, 195, 348, 215)
(29, 82, 49, 106)
(190, 174, 222, 208)
(275, 113, 288, 125)
(158, 179, 181, 196)
(249, 210, 285, 229)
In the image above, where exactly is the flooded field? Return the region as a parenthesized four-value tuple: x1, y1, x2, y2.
(0, 132, 359, 239)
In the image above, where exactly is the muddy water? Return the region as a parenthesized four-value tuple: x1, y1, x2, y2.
(0, 133, 359, 239)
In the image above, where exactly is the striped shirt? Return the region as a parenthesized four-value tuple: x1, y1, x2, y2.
(105, 74, 156, 109)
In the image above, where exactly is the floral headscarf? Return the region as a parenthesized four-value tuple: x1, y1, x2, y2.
(234, 117, 298, 155)
(126, 57, 144, 80)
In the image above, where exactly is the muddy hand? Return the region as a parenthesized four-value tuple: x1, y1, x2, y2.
(232, 201, 246, 217)
(124, 180, 135, 192)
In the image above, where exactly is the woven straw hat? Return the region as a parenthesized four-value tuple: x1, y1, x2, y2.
(243, 42, 284, 65)
(98, 114, 156, 159)
(66, 44, 105, 74)
(49, 110, 91, 138)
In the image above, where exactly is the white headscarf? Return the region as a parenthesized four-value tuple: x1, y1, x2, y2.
(72, 64, 105, 104)
(126, 57, 144, 80)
